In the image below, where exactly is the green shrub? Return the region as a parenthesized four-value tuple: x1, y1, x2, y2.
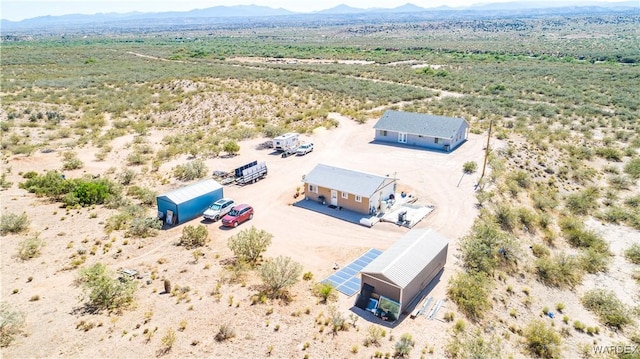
(494, 204, 517, 232)
(460, 218, 519, 274)
(313, 282, 337, 304)
(447, 271, 492, 321)
(579, 248, 611, 273)
(215, 323, 235, 341)
(445, 330, 502, 359)
(62, 151, 83, 170)
(259, 256, 302, 299)
(624, 243, 640, 264)
(624, 157, 640, 179)
(595, 147, 623, 162)
(535, 253, 583, 288)
(0, 212, 30, 235)
(126, 217, 162, 238)
(509, 170, 531, 189)
(177, 225, 209, 249)
(581, 289, 632, 330)
(559, 216, 608, 252)
(524, 320, 561, 358)
(173, 159, 207, 181)
(77, 263, 136, 312)
(363, 325, 384, 347)
(0, 304, 25, 347)
(394, 333, 415, 358)
(565, 187, 600, 216)
(223, 140, 240, 155)
(126, 186, 157, 206)
(20, 171, 119, 206)
(530, 243, 550, 258)
(228, 226, 272, 265)
(462, 161, 477, 174)
(17, 235, 45, 260)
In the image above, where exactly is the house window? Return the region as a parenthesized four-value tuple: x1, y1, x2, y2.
(341, 192, 348, 199)
(308, 184, 317, 193)
(434, 137, 439, 144)
(355, 195, 362, 203)
(380, 130, 387, 136)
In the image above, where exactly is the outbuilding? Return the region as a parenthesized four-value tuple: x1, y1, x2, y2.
(373, 110, 469, 152)
(157, 179, 223, 225)
(358, 228, 448, 318)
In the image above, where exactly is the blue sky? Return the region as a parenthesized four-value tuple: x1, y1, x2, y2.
(1, 0, 627, 21)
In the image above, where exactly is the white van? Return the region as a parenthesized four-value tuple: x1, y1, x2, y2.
(272, 132, 299, 151)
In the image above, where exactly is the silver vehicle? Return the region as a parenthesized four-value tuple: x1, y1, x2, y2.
(203, 198, 235, 221)
(296, 142, 314, 155)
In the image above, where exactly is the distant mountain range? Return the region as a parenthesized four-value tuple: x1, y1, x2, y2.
(2, 1, 638, 32)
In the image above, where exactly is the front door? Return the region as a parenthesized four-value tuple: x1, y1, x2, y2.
(398, 132, 407, 143)
(330, 190, 338, 206)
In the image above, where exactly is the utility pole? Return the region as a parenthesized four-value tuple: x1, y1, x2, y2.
(480, 118, 493, 179)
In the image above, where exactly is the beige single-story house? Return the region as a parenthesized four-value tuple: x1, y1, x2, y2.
(302, 164, 397, 215)
(373, 110, 469, 152)
(358, 228, 448, 317)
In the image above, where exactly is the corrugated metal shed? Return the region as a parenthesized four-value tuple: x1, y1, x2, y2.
(361, 228, 448, 289)
(373, 110, 467, 139)
(303, 164, 392, 198)
(161, 179, 222, 205)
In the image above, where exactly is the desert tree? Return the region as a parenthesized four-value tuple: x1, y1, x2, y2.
(523, 320, 561, 358)
(227, 226, 272, 265)
(77, 263, 136, 313)
(258, 256, 302, 299)
(177, 225, 209, 249)
(223, 140, 240, 156)
(447, 271, 492, 321)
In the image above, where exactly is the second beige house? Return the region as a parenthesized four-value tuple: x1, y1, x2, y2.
(302, 164, 397, 215)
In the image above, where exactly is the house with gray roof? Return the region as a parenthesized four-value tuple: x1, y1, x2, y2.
(373, 110, 469, 152)
(359, 228, 448, 316)
(302, 164, 397, 215)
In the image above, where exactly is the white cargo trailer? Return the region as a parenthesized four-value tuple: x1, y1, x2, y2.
(272, 133, 299, 151)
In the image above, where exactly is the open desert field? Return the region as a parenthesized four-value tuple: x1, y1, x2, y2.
(0, 110, 488, 358)
(2, 8, 640, 359)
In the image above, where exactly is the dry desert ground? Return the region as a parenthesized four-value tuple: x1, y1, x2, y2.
(1, 113, 488, 358)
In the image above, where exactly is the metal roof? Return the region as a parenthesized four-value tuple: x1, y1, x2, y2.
(361, 228, 449, 289)
(158, 179, 222, 205)
(373, 110, 468, 139)
(303, 164, 394, 198)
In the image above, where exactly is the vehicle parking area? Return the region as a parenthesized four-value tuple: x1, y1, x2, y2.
(197, 112, 487, 303)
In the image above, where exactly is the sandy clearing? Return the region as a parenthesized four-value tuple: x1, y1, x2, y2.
(1, 112, 486, 358)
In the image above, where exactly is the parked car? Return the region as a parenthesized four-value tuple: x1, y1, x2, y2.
(297, 142, 314, 155)
(203, 198, 235, 221)
(222, 204, 254, 228)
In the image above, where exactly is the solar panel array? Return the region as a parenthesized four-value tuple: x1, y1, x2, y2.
(323, 248, 383, 296)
